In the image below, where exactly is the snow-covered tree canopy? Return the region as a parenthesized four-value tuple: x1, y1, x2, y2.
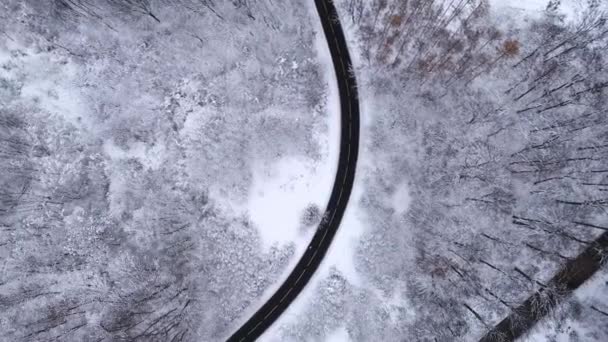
(0, 1, 331, 341)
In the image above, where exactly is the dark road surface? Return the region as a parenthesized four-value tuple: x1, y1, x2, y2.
(226, 0, 359, 341)
(479, 231, 608, 342)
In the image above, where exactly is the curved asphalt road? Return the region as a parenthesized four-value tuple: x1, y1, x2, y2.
(227, 0, 359, 341)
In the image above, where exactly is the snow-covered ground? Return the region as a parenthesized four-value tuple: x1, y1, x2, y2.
(488, 0, 606, 23)
(488, 0, 551, 17)
(246, 25, 341, 250)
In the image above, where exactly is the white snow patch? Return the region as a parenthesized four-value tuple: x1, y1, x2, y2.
(248, 156, 330, 249)
(321, 182, 366, 286)
(247, 0, 341, 251)
(0, 39, 92, 132)
(15, 47, 91, 131)
(390, 182, 411, 216)
(489, 0, 548, 15)
(326, 326, 352, 342)
(488, 0, 602, 24)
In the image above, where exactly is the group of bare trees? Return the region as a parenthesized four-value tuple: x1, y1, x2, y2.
(46, 0, 286, 30)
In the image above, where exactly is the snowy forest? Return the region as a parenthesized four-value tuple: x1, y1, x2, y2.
(0, 0, 330, 341)
(1, 0, 607, 341)
(269, 0, 608, 341)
